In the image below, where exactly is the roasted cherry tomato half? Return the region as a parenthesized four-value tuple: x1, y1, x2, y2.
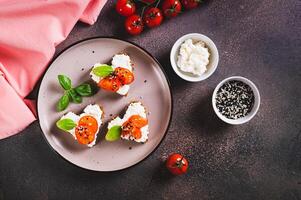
(116, 0, 136, 17)
(122, 115, 148, 139)
(166, 153, 188, 175)
(122, 125, 142, 139)
(162, 0, 182, 18)
(114, 67, 135, 84)
(98, 76, 122, 92)
(128, 115, 148, 127)
(181, 0, 199, 9)
(143, 7, 163, 28)
(75, 116, 98, 145)
(78, 115, 98, 133)
(125, 15, 144, 35)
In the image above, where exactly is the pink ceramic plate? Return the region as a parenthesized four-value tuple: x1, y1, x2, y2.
(38, 37, 172, 171)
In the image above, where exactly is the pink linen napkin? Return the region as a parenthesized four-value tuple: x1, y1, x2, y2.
(0, 0, 107, 139)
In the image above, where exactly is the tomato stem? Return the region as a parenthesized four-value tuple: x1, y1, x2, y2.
(170, 156, 185, 169)
(179, 156, 184, 163)
(138, 0, 160, 18)
(135, 0, 151, 5)
(140, 6, 147, 18)
(155, 0, 161, 8)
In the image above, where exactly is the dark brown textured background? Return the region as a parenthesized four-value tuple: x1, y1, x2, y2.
(1, 0, 301, 199)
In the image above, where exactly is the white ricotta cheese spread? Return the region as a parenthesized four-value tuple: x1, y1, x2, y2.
(177, 39, 210, 76)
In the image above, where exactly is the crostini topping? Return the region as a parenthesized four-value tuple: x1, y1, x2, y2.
(56, 118, 76, 131)
(96, 66, 134, 92)
(92, 64, 114, 77)
(98, 76, 122, 92)
(114, 67, 134, 84)
(75, 116, 98, 145)
(56, 104, 103, 147)
(121, 115, 148, 139)
(105, 125, 122, 141)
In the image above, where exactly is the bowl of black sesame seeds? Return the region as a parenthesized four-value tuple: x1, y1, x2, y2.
(212, 76, 260, 125)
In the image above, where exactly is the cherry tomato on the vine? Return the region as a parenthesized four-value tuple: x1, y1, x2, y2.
(181, 0, 200, 9)
(162, 0, 182, 18)
(143, 7, 163, 28)
(166, 153, 188, 175)
(125, 15, 144, 35)
(116, 0, 136, 17)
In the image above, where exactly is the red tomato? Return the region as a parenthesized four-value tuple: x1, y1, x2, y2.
(98, 76, 122, 92)
(122, 115, 148, 139)
(143, 7, 163, 28)
(116, 0, 136, 17)
(75, 116, 98, 145)
(162, 0, 182, 18)
(125, 15, 144, 35)
(123, 125, 142, 139)
(78, 116, 98, 133)
(166, 153, 188, 175)
(114, 67, 135, 84)
(128, 115, 148, 127)
(181, 0, 199, 9)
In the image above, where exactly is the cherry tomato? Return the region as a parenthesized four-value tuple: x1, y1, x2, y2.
(123, 125, 142, 139)
(98, 76, 121, 92)
(75, 116, 98, 145)
(125, 15, 144, 35)
(162, 0, 182, 18)
(116, 0, 136, 17)
(166, 153, 188, 175)
(78, 116, 98, 133)
(143, 7, 163, 28)
(128, 115, 148, 127)
(114, 67, 135, 84)
(122, 115, 148, 139)
(181, 0, 199, 9)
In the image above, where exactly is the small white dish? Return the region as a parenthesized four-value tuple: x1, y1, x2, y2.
(212, 76, 260, 125)
(170, 33, 219, 82)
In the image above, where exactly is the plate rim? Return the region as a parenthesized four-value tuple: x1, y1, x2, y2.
(37, 36, 174, 172)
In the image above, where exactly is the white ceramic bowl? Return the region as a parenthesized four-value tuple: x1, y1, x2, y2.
(212, 76, 260, 125)
(170, 33, 219, 82)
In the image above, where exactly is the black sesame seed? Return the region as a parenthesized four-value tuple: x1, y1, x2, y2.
(215, 80, 254, 119)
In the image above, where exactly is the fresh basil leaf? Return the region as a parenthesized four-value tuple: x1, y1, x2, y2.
(92, 65, 114, 77)
(57, 93, 69, 111)
(58, 75, 72, 90)
(56, 118, 76, 131)
(75, 83, 93, 96)
(68, 89, 82, 104)
(105, 125, 122, 141)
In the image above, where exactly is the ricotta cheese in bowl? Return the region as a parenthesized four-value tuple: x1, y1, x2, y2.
(170, 33, 219, 82)
(177, 39, 210, 76)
